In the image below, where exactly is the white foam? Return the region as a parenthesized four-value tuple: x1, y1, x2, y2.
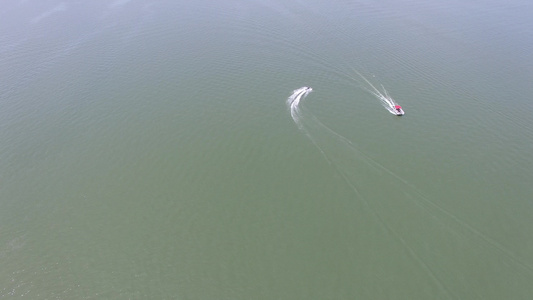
(287, 87, 312, 123)
(354, 71, 404, 115)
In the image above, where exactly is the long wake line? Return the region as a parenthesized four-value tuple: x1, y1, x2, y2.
(286, 86, 454, 296)
(286, 86, 533, 295)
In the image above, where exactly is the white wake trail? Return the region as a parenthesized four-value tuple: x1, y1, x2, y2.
(287, 86, 313, 125)
(350, 69, 403, 115)
(286, 85, 533, 292)
(286, 86, 333, 163)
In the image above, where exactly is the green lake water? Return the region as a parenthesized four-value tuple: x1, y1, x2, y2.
(1, 0, 533, 299)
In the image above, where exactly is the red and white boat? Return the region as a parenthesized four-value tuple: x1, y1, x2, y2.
(394, 105, 404, 116)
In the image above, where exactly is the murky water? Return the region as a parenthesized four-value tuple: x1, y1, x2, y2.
(1, 0, 533, 298)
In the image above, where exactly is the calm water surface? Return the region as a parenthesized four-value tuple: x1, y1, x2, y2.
(1, 0, 533, 299)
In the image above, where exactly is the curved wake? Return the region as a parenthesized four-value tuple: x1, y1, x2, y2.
(286, 86, 533, 297)
(287, 86, 313, 124)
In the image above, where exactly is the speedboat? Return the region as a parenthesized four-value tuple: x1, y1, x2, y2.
(394, 105, 404, 116)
